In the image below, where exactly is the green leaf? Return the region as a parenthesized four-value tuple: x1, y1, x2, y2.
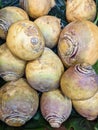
(95, 125, 98, 130)
(95, 128, 98, 130)
(64, 116, 96, 130)
(94, 119, 98, 130)
(33, 110, 41, 120)
(20, 127, 44, 130)
(92, 61, 98, 74)
(0, 0, 2, 8)
(23, 110, 51, 129)
(31, 128, 45, 130)
(94, 13, 98, 25)
(95, 0, 98, 25)
(0, 121, 6, 130)
(0, 0, 19, 8)
(96, 0, 98, 10)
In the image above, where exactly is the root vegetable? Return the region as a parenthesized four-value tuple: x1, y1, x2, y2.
(72, 91, 98, 120)
(0, 6, 29, 39)
(20, 0, 55, 19)
(0, 43, 26, 81)
(34, 15, 61, 48)
(6, 20, 45, 61)
(60, 63, 98, 100)
(40, 89, 72, 128)
(26, 47, 64, 92)
(0, 78, 39, 127)
(66, 0, 96, 22)
(58, 20, 98, 67)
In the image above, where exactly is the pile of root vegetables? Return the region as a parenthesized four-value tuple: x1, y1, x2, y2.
(0, 0, 98, 128)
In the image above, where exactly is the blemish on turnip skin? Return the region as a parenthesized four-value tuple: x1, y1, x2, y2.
(31, 37, 39, 45)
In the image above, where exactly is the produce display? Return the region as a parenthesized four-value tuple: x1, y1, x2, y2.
(0, 0, 98, 130)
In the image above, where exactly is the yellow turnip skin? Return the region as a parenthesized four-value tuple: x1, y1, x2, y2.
(20, 0, 55, 19)
(6, 20, 45, 61)
(34, 15, 61, 48)
(0, 78, 39, 127)
(0, 6, 29, 39)
(40, 89, 72, 128)
(72, 91, 98, 120)
(60, 63, 98, 100)
(0, 43, 26, 81)
(26, 47, 64, 92)
(66, 0, 96, 22)
(58, 20, 98, 67)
